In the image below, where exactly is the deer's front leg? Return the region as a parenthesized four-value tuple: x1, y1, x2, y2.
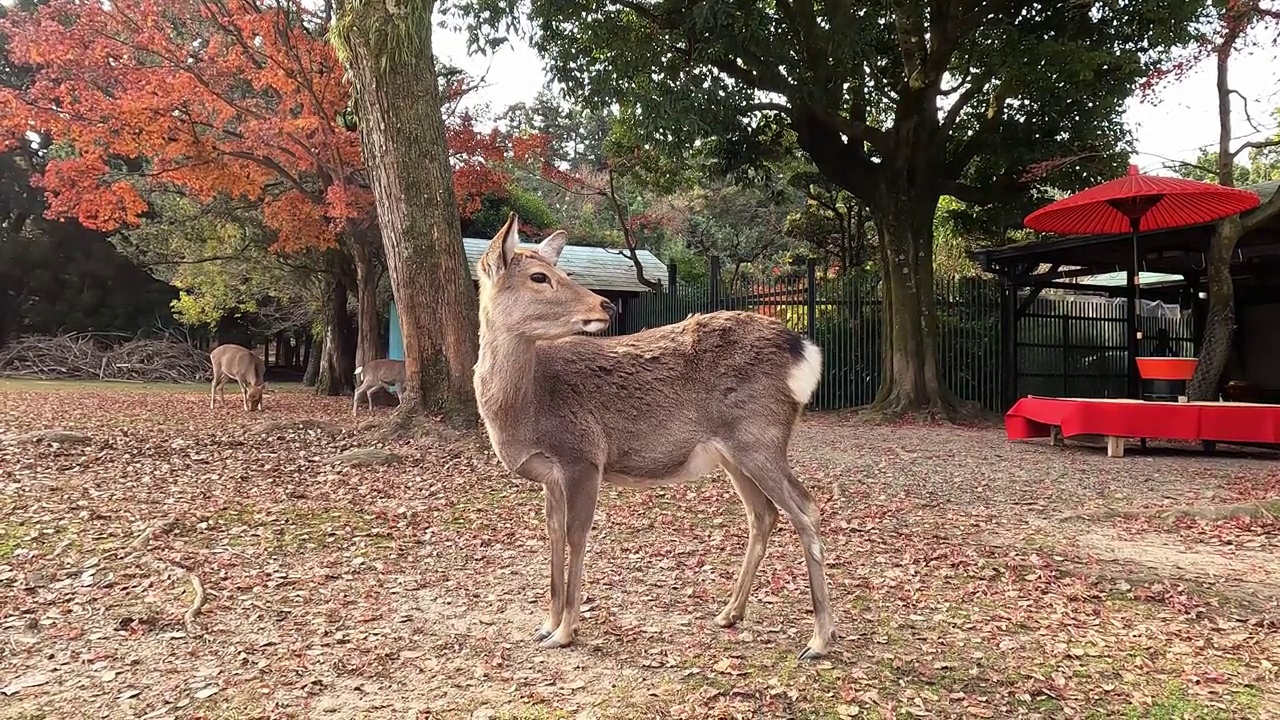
(535, 481, 567, 643)
(542, 467, 600, 649)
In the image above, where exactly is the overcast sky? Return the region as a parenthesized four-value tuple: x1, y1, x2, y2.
(432, 26, 1280, 177)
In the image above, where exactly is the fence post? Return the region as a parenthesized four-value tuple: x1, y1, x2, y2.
(805, 257, 817, 339)
(1000, 283, 1018, 411)
(709, 256, 721, 309)
(1060, 312, 1070, 397)
(667, 263, 677, 299)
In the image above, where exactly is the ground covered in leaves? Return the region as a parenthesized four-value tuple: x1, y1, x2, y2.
(2, 381, 1279, 719)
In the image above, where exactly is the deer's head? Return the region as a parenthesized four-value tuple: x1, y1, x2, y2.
(477, 213, 614, 340)
(247, 382, 266, 411)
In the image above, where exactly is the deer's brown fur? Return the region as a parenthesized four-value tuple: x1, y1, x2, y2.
(473, 213, 835, 659)
(210, 343, 267, 412)
(353, 358, 406, 415)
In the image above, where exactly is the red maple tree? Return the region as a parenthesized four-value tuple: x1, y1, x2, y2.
(0, 0, 540, 253)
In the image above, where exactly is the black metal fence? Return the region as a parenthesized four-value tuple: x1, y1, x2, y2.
(1014, 294, 1195, 400)
(607, 259, 1195, 412)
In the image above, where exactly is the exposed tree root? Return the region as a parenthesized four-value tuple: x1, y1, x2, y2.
(184, 572, 206, 627)
(325, 447, 401, 466)
(117, 517, 210, 630)
(249, 418, 339, 435)
(1063, 499, 1280, 523)
(3, 429, 92, 445)
(1007, 555, 1277, 620)
(128, 517, 176, 551)
(859, 388, 998, 426)
(377, 402, 478, 445)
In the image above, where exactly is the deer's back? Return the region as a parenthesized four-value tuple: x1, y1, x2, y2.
(210, 344, 265, 383)
(529, 312, 810, 473)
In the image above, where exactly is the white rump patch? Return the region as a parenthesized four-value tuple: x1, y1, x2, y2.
(354, 365, 364, 376)
(788, 340, 823, 404)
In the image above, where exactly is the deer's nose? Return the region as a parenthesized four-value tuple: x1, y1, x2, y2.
(600, 299, 615, 318)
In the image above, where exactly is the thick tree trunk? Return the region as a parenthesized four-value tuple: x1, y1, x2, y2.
(1187, 217, 1242, 401)
(336, 7, 480, 423)
(869, 190, 954, 416)
(352, 238, 382, 370)
(317, 275, 356, 396)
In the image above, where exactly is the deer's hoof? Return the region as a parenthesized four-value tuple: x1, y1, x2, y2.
(797, 645, 828, 661)
(539, 633, 575, 649)
(714, 609, 742, 628)
(532, 628, 552, 642)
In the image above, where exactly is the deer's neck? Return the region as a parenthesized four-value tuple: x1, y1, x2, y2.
(475, 329, 537, 420)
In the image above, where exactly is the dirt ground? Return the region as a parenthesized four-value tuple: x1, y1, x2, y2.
(2, 382, 1278, 720)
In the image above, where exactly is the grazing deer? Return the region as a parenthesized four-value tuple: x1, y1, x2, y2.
(353, 358, 406, 415)
(473, 214, 835, 660)
(209, 343, 267, 412)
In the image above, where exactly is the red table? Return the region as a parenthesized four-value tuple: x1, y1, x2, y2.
(1004, 396, 1280, 457)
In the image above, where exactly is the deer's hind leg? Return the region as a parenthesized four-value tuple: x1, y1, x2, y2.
(720, 442, 835, 660)
(716, 457, 779, 629)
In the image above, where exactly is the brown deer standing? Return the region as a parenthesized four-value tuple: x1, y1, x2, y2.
(209, 343, 267, 412)
(352, 358, 406, 415)
(473, 214, 835, 659)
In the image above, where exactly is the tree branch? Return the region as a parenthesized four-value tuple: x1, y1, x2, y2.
(1230, 136, 1280, 159)
(1241, 188, 1280, 233)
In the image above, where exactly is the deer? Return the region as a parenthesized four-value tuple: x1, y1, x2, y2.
(352, 358, 406, 415)
(209, 343, 267, 412)
(473, 213, 835, 660)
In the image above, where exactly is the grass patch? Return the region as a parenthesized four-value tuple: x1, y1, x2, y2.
(208, 504, 385, 552)
(1107, 682, 1243, 720)
(0, 378, 307, 393)
(0, 522, 24, 559)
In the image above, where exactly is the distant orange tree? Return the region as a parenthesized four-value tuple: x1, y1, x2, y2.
(0, 0, 537, 389)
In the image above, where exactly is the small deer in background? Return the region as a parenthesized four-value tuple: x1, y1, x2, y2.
(473, 213, 835, 660)
(209, 343, 267, 412)
(353, 358, 406, 415)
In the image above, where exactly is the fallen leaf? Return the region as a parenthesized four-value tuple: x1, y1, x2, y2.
(1, 673, 50, 696)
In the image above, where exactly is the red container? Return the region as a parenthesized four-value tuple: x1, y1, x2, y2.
(1136, 357, 1198, 381)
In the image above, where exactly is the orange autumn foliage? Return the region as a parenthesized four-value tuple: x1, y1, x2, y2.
(0, 0, 541, 254)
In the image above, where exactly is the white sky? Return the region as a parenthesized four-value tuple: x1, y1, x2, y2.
(432, 26, 1280, 177)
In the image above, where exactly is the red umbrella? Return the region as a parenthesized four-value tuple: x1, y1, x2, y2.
(1024, 164, 1261, 339)
(1024, 164, 1260, 236)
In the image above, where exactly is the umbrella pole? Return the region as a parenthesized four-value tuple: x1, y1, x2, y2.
(1130, 219, 1142, 399)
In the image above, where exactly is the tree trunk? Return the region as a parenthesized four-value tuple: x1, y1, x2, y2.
(1187, 217, 1242, 400)
(303, 331, 320, 386)
(335, 6, 480, 423)
(352, 238, 382, 370)
(317, 275, 356, 396)
(869, 190, 954, 416)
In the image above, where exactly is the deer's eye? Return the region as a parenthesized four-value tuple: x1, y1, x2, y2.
(530, 272, 550, 284)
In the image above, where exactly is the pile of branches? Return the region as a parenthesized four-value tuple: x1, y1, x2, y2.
(0, 333, 212, 383)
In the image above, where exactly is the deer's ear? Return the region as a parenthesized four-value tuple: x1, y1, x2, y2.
(536, 230, 568, 266)
(479, 212, 521, 282)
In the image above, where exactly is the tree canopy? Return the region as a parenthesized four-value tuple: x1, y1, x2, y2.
(453, 0, 1205, 414)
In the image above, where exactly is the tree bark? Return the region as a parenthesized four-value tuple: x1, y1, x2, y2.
(869, 188, 953, 416)
(303, 331, 320, 386)
(352, 237, 382, 370)
(1187, 217, 1242, 400)
(335, 1, 480, 423)
(317, 274, 355, 396)
(1190, 23, 1245, 401)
